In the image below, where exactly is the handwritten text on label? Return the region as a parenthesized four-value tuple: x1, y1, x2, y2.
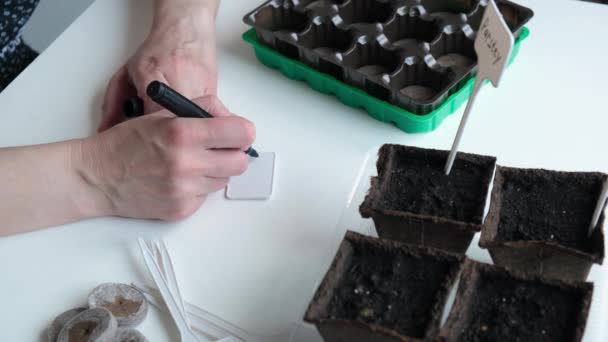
(480, 18, 503, 66)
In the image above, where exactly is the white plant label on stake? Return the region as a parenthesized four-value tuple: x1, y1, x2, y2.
(589, 179, 608, 236)
(444, 0, 514, 175)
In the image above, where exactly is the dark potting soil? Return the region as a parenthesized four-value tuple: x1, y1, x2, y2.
(456, 272, 586, 342)
(325, 239, 454, 338)
(495, 168, 604, 254)
(375, 145, 495, 223)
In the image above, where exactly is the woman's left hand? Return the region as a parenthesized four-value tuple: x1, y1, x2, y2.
(98, 0, 219, 132)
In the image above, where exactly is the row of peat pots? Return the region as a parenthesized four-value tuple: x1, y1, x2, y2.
(304, 144, 606, 341)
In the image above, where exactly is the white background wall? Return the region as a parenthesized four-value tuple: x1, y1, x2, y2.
(22, 0, 95, 52)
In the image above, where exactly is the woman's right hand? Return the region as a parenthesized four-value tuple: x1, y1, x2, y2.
(78, 95, 255, 221)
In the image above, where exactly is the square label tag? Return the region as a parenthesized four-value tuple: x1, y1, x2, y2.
(226, 152, 276, 200)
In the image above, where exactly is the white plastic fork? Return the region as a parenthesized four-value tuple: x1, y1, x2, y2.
(136, 239, 320, 342)
(132, 284, 245, 342)
(147, 240, 188, 320)
(138, 238, 203, 342)
(132, 283, 320, 342)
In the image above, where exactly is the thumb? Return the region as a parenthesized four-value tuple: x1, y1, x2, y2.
(191, 95, 235, 118)
(129, 68, 168, 114)
(99, 66, 136, 132)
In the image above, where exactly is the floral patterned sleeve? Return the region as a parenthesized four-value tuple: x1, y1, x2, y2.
(0, 0, 40, 91)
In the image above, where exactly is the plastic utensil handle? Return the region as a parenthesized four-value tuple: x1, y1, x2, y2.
(139, 242, 189, 330)
(138, 239, 200, 341)
(133, 283, 241, 341)
(133, 283, 319, 342)
(158, 240, 189, 320)
(146, 240, 188, 320)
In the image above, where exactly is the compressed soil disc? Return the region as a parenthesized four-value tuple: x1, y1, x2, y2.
(114, 328, 149, 342)
(47, 307, 87, 342)
(88, 283, 148, 327)
(56, 308, 117, 342)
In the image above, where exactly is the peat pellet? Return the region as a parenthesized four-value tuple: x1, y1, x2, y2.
(88, 283, 148, 327)
(400, 85, 438, 101)
(436, 53, 475, 69)
(114, 329, 148, 342)
(47, 307, 87, 342)
(56, 308, 117, 342)
(356, 64, 390, 76)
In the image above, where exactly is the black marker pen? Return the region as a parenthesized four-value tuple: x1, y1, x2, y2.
(123, 81, 259, 158)
(123, 97, 144, 118)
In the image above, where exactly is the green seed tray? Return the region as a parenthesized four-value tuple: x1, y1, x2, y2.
(242, 27, 530, 133)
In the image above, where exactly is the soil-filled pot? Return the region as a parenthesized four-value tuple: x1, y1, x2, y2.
(479, 166, 606, 281)
(360, 144, 496, 253)
(304, 230, 463, 341)
(439, 259, 593, 342)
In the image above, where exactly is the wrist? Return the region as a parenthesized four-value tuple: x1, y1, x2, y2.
(150, 0, 217, 42)
(155, 0, 219, 17)
(146, 2, 217, 70)
(69, 137, 115, 218)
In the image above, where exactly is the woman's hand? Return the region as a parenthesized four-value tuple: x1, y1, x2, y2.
(99, 0, 219, 131)
(0, 1, 239, 236)
(0, 95, 254, 236)
(82, 96, 255, 221)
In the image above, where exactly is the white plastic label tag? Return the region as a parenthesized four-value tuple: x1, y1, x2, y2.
(226, 152, 275, 200)
(444, 0, 515, 175)
(475, 0, 514, 87)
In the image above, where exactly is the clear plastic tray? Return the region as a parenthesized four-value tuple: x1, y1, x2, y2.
(139, 147, 607, 342)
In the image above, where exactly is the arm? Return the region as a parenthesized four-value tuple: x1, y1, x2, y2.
(99, 0, 222, 130)
(0, 0, 252, 237)
(0, 141, 108, 236)
(0, 97, 254, 237)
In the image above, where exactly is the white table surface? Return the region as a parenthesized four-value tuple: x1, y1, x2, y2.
(0, 0, 607, 341)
